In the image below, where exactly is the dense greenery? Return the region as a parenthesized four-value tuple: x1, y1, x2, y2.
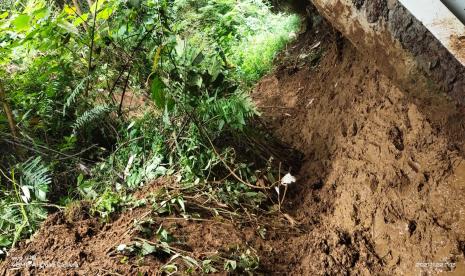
(0, 0, 299, 271)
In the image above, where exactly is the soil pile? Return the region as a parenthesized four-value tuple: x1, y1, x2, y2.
(252, 19, 465, 275)
(2, 15, 465, 276)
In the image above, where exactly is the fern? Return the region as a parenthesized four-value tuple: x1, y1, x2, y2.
(72, 104, 111, 132)
(0, 157, 51, 248)
(63, 75, 93, 115)
(18, 156, 51, 201)
(201, 92, 257, 131)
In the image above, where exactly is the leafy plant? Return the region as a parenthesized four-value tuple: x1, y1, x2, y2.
(0, 1, 300, 271)
(0, 157, 51, 249)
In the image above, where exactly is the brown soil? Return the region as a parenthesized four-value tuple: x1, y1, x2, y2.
(2, 17, 465, 276)
(251, 20, 465, 275)
(0, 191, 253, 275)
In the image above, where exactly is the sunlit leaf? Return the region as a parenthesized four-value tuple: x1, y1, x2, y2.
(73, 13, 89, 26)
(63, 5, 76, 16)
(33, 7, 48, 20)
(97, 6, 114, 20)
(12, 14, 31, 31)
(57, 20, 79, 34)
(0, 11, 9, 19)
(90, 0, 105, 15)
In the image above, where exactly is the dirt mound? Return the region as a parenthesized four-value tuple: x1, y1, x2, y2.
(252, 19, 465, 275)
(2, 16, 465, 276)
(0, 202, 252, 275)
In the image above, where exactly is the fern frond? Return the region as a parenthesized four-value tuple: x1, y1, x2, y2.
(196, 92, 257, 133)
(18, 157, 51, 201)
(63, 75, 93, 115)
(72, 105, 111, 132)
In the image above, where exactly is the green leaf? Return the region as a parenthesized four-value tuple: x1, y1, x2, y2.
(36, 189, 47, 201)
(97, 7, 114, 20)
(0, 235, 11, 247)
(63, 5, 77, 16)
(33, 7, 48, 20)
(162, 104, 171, 126)
(0, 12, 9, 20)
(187, 73, 202, 88)
(161, 264, 177, 273)
(175, 36, 185, 56)
(141, 241, 157, 255)
(77, 174, 84, 186)
(90, 0, 105, 15)
(73, 13, 89, 26)
(57, 20, 79, 34)
(176, 197, 185, 212)
(150, 76, 165, 108)
(157, 227, 169, 241)
(224, 260, 237, 271)
(182, 256, 199, 267)
(192, 52, 204, 65)
(209, 58, 222, 81)
(12, 14, 31, 31)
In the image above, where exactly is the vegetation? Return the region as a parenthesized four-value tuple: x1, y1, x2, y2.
(0, 0, 299, 272)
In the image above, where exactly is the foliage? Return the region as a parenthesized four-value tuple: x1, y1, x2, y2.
(0, 157, 50, 249)
(174, 0, 300, 83)
(0, 0, 300, 271)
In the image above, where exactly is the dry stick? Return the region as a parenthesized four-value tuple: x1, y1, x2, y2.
(108, 67, 125, 101)
(72, 0, 83, 15)
(188, 112, 266, 190)
(71, 0, 89, 32)
(108, 27, 156, 102)
(98, 269, 124, 276)
(0, 132, 96, 163)
(117, 66, 132, 116)
(84, 0, 99, 97)
(279, 184, 288, 210)
(0, 81, 17, 139)
(86, 0, 94, 9)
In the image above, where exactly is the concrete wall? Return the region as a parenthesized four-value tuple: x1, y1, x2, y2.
(310, 0, 465, 104)
(442, 0, 465, 24)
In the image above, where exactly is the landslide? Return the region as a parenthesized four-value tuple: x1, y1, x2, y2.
(3, 11, 465, 276)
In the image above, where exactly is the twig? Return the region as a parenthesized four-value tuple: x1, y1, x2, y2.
(108, 26, 157, 101)
(117, 66, 132, 116)
(257, 105, 293, 109)
(0, 81, 18, 138)
(186, 111, 268, 190)
(70, 0, 90, 31)
(0, 132, 96, 163)
(98, 269, 124, 276)
(84, 0, 99, 96)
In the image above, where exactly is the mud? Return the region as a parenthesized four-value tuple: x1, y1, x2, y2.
(250, 19, 465, 275)
(2, 14, 465, 276)
(0, 203, 250, 275)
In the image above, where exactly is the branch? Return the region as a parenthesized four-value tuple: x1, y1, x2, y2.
(108, 26, 157, 102)
(117, 66, 132, 116)
(86, 0, 94, 10)
(187, 110, 268, 190)
(84, 0, 99, 97)
(71, 0, 90, 32)
(0, 81, 18, 139)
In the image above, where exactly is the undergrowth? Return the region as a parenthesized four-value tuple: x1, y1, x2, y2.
(0, 0, 300, 273)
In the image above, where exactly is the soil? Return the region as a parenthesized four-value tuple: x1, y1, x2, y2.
(2, 14, 465, 276)
(252, 18, 465, 275)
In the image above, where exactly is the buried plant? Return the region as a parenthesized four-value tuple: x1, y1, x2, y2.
(0, 0, 301, 272)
